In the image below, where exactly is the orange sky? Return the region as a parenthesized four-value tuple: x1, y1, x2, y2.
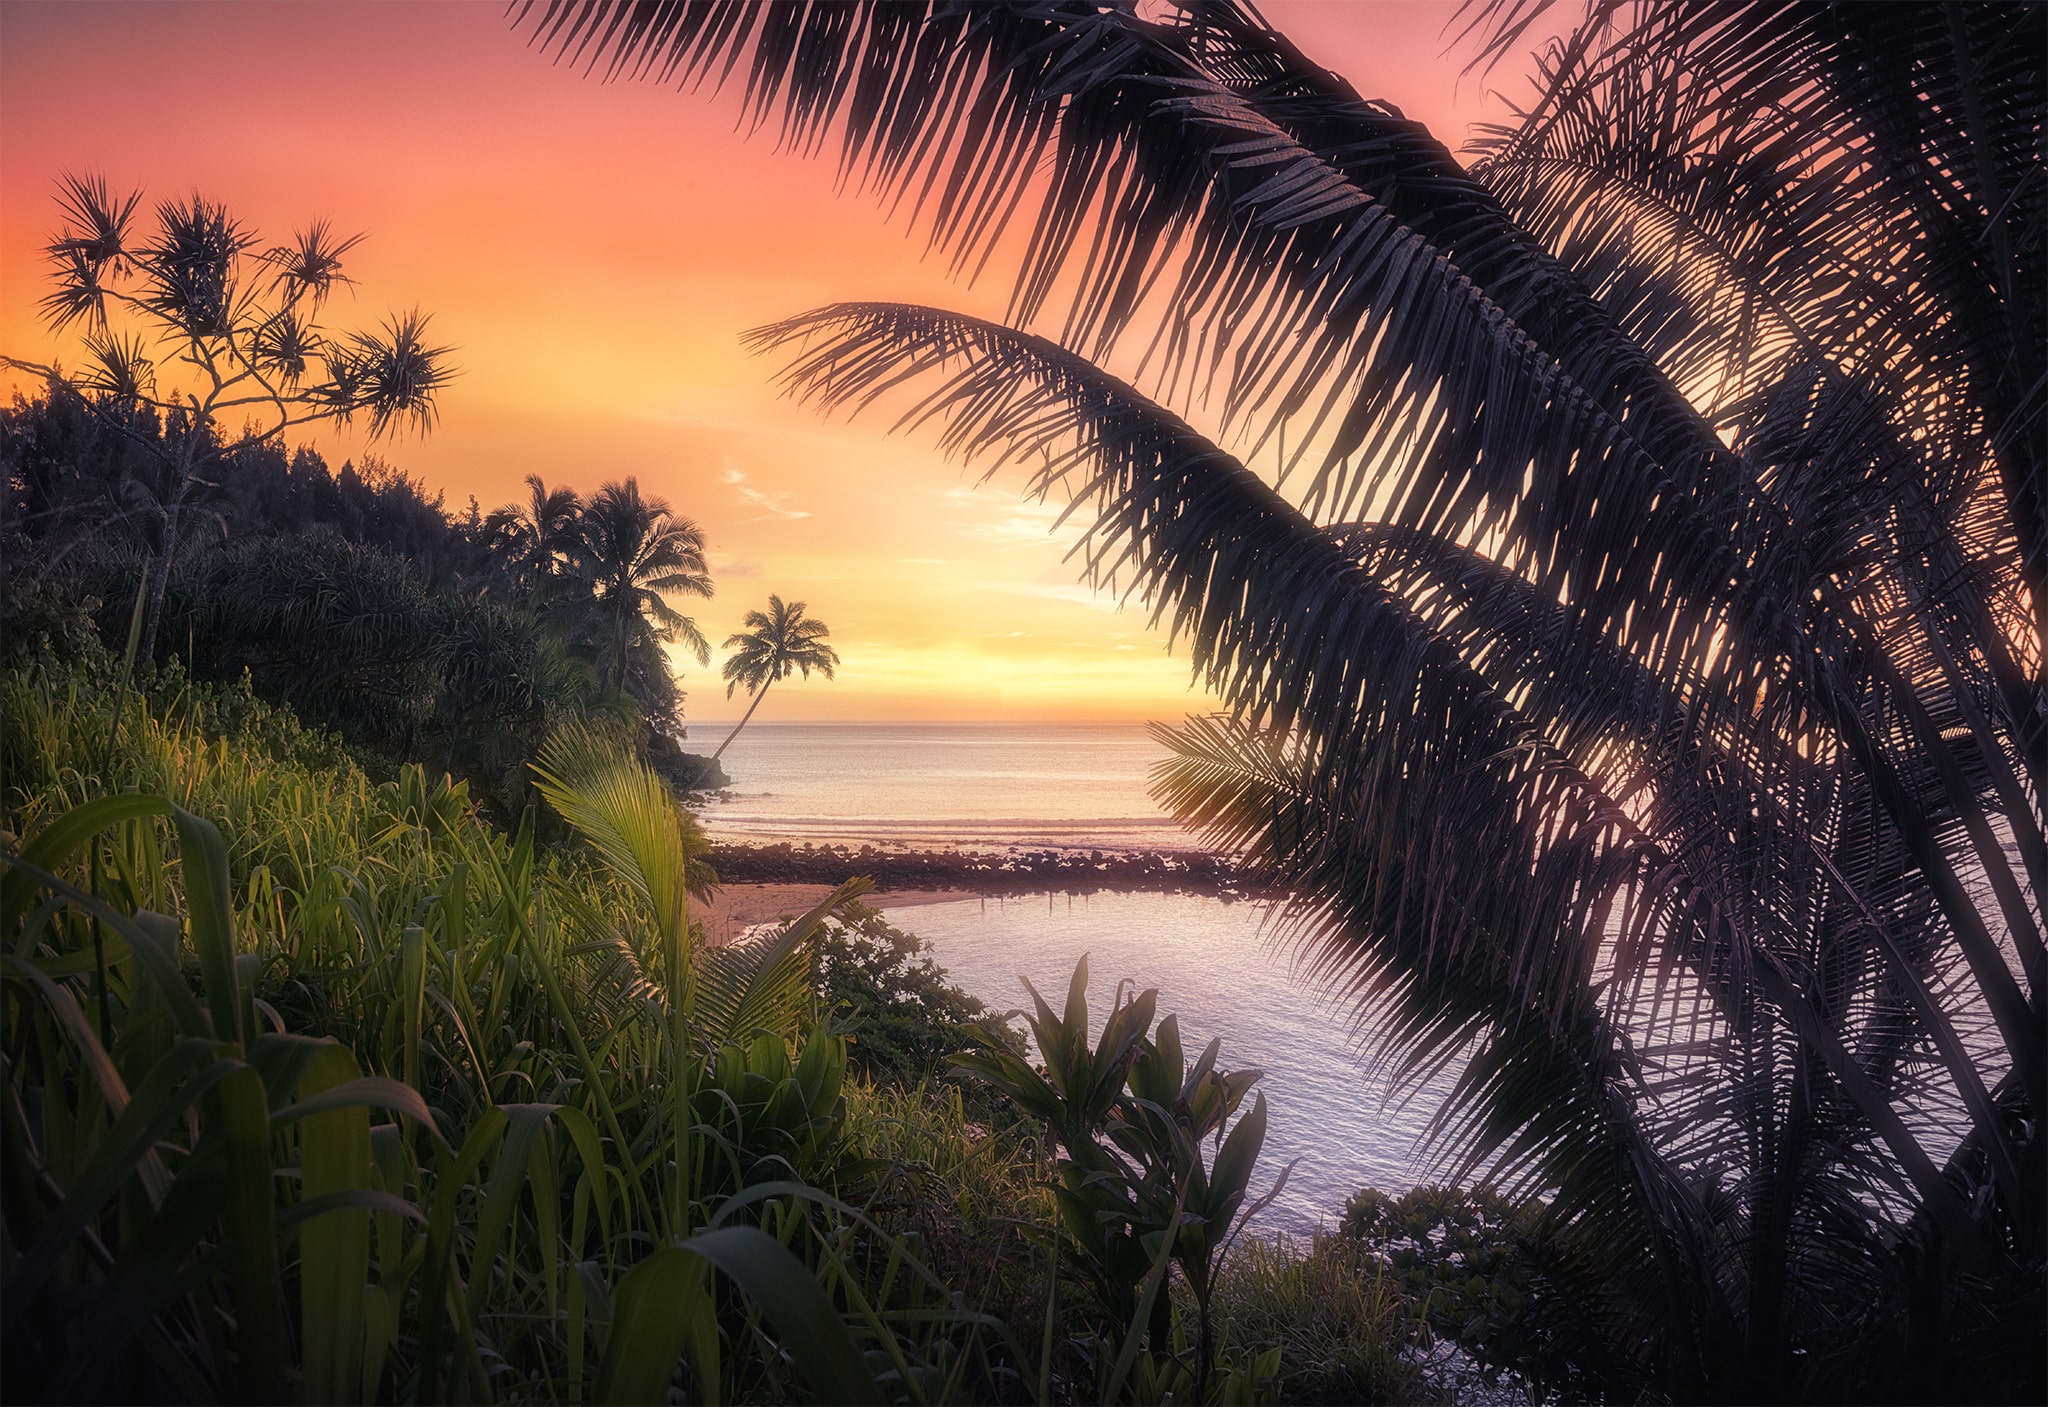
(2, 1, 1535, 722)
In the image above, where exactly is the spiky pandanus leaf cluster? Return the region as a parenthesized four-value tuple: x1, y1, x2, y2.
(524, 1, 2043, 1397)
(7, 174, 455, 660)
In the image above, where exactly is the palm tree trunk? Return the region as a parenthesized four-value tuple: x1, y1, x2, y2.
(711, 678, 774, 761)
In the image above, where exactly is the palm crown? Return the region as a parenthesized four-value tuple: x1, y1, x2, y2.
(712, 596, 838, 760)
(484, 474, 583, 589)
(722, 595, 839, 697)
(565, 478, 713, 692)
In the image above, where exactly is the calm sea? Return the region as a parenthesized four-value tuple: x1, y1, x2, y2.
(693, 721, 1464, 1232)
(690, 721, 1196, 850)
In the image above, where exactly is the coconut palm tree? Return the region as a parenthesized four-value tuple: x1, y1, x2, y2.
(527, 2, 2043, 1398)
(562, 477, 713, 698)
(712, 594, 839, 760)
(484, 473, 582, 590)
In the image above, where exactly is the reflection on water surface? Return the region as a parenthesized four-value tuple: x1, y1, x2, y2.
(881, 889, 1467, 1237)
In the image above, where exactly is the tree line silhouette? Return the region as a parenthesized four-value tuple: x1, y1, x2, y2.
(3, 387, 725, 813)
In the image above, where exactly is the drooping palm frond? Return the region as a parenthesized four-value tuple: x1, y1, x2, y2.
(1463, 0, 2045, 680)
(748, 298, 2030, 1393)
(518, 1, 1773, 659)
(531, 2, 2041, 1392)
(697, 879, 872, 1044)
(516, 15, 2036, 1028)
(532, 721, 707, 956)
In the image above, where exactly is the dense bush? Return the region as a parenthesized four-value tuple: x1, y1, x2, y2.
(1341, 1185, 1552, 1390)
(818, 902, 1021, 1083)
(2, 392, 713, 816)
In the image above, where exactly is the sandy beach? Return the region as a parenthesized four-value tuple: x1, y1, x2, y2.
(695, 883, 971, 946)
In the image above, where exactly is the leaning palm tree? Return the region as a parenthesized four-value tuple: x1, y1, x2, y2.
(484, 473, 582, 590)
(712, 595, 839, 760)
(527, 2, 2042, 1399)
(563, 477, 713, 696)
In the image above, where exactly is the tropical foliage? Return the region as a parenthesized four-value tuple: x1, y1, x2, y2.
(2, 656, 1344, 1402)
(0, 663, 945, 1402)
(1, 177, 453, 662)
(1, 382, 733, 811)
(522, 0, 2044, 1399)
(559, 477, 716, 695)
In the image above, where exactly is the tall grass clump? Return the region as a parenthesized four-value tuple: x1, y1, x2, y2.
(1203, 1235, 1426, 1406)
(0, 660, 1032, 1403)
(3, 657, 1430, 1402)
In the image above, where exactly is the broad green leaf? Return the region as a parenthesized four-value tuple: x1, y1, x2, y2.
(297, 1042, 371, 1407)
(218, 1063, 284, 1403)
(599, 1227, 883, 1406)
(171, 805, 248, 1049)
(2, 792, 170, 945)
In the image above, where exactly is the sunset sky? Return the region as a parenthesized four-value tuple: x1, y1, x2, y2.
(2, 1, 1540, 722)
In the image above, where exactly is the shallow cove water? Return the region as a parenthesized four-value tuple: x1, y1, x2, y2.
(695, 721, 1471, 1234)
(878, 889, 1466, 1238)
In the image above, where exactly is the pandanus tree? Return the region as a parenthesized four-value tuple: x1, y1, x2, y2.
(525, 0, 2043, 1399)
(712, 594, 839, 760)
(2, 174, 453, 662)
(563, 477, 714, 697)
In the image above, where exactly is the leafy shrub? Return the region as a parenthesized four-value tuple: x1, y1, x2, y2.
(1204, 1233, 1425, 1405)
(0, 666, 1010, 1401)
(817, 901, 1020, 1083)
(1341, 1184, 1558, 1391)
(0, 561, 112, 679)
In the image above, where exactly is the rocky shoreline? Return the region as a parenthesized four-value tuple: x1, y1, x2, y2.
(704, 838, 1271, 901)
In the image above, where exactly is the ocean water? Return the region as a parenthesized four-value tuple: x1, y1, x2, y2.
(690, 721, 1196, 850)
(693, 721, 1465, 1233)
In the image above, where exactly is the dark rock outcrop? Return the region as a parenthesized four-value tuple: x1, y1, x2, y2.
(705, 839, 1262, 900)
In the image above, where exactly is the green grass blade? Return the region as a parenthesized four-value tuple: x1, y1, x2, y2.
(171, 805, 247, 1048)
(685, 1226, 883, 1405)
(3, 793, 172, 946)
(600, 1226, 881, 1406)
(297, 1042, 372, 1406)
(596, 1244, 713, 1407)
(464, 1102, 556, 1323)
(271, 1073, 443, 1147)
(3, 1042, 239, 1313)
(219, 1063, 285, 1404)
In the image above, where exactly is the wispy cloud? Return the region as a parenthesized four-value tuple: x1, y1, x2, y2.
(723, 464, 811, 520)
(941, 485, 1071, 545)
(712, 554, 763, 578)
(986, 580, 1126, 613)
